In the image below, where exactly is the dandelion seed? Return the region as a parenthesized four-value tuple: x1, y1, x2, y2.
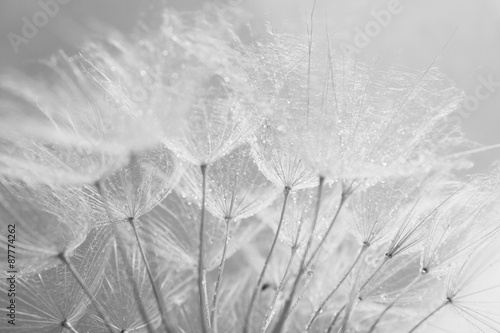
(86, 144, 182, 224)
(251, 118, 318, 191)
(0, 52, 158, 186)
(0, 182, 89, 275)
(350, 177, 423, 247)
(78, 239, 163, 333)
(140, 191, 265, 271)
(408, 244, 500, 332)
(179, 144, 278, 221)
(420, 179, 500, 276)
(0, 227, 112, 332)
(261, 188, 337, 252)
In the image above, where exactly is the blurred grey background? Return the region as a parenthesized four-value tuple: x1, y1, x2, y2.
(1, 0, 499, 173)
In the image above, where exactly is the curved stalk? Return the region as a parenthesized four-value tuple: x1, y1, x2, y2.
(286, 272, 316, 319)
(59, 252, 116, 333)
(368, 303, 392, 333)
(325, 305, 346, 333)
(262, 247, 297, 332)
(271, 176, 324, 333)
(263, 192, 311, 332)
(114, 231, 156, 333)
(339, 253, 392, 332)
(199, 164, 211, 333)
(243, 186, 291, 333)
(211, 217, 232, 333)
(306, 192, 348, 268)
(129, 218, 171, 333)
(408, 300, 450, 333)
(306, 243, 369, 331)
(358, 255, 391, 295)
(368, 274, 423, 333)
(94, 182, 160, 333)
(339, 306, 353, 333)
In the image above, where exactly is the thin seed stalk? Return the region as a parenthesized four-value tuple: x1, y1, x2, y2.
(243, 186, 291, 333)
(262, 247, 297, 332)
(95, 182, 161, 333)
(271, 176, 324, 333)
(129, 218, 172, 333)
(306, 243, 369, 332)
(113, 229, 156, 333)
(211, 217, 232, 333)
(263, 203, 308, 332)
(340, 255, 392, 332)
(286, 270, 315, 317)
(199, 164, 211, 333)
(408, 300, 450, 333)
(368, 302, 392, 333)
(339, 305, 353, 333)
(359, 255, 391, 295)
(306, 191, 348, 268)
(368, 274, 423, 333)
(59, 252, 116, 333)
(325, 305, 346, 333)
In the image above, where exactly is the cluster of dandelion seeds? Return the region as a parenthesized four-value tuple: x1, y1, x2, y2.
(1, 6, 500, 333)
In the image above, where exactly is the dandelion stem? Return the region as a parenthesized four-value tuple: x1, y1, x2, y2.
(286, 269, 314, 317)
(407, 299, 450, 333)
(211, 217, 232, 333)
(244, 186, 291, 333)
(368, 274, 422, 333)
(306, 243, 369, 331)
(94, 182, 163, 333)
(58, 252, 116, 333)
(359, 255, 391, 295)
(306, 190, 348, 268)
(340, 254, 391, 332)
(199, 164, 211, 333)
(325, 305, 346, 333)
(113, 233, 156, 333)
(369, 304, 395, 333)
(262, 247, 297, 332)
(129, 217, 172, 333)
(339, 307, 352, 333)
(271, 176, 324, 333)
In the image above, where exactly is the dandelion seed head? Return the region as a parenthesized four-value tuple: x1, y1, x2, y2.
(0, 182, 90, 275)
(1, 6, 499, 333)
(87, 144, 182, 223)
(177, 144, 279, 220)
